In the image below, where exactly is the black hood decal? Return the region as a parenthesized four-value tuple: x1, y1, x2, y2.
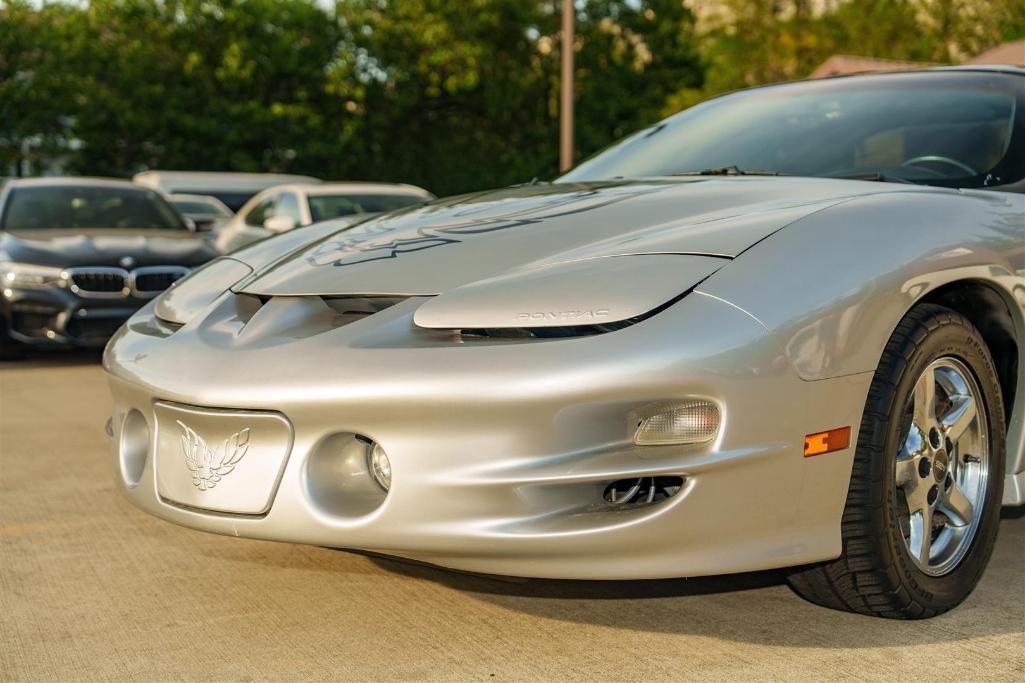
(306, 184, 661, 268)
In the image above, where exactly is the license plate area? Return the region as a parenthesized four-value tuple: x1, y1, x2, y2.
(154, 402, 293, 515)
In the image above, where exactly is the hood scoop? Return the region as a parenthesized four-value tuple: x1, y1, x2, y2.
(413, 254, 724, 330)
(228, 294, 408, 343)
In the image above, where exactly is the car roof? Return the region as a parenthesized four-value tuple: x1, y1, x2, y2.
(133, 171, 321, 193)
(269, 182, 433, 197)
(306, 182, 432, 197)
(3, 176, 142, 189)
(168, 193, 225, 202)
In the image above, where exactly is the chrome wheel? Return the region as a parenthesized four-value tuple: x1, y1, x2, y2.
(789, 305, 1005, 618)
(895, 357, 990, 576)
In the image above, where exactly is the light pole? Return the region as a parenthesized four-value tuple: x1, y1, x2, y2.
(559, 0, 575, 173)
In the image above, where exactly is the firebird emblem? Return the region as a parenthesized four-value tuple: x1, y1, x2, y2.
(176, 421, 250, 491)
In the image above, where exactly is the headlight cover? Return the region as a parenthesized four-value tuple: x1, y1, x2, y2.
(153, 258, 252, 326)
(633, 400, 721, 446)
(0, 261, 66, 290)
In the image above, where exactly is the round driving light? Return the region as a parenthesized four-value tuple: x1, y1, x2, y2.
(366, 442, 392, 491)
(633, 400, 721, 446)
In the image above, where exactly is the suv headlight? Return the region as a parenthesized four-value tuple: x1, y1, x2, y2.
(153, 258, 252, 326)
(0, 262, 66, 290)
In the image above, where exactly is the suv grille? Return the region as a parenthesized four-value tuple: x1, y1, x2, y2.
(69, 270, 128, 295)
(65, 266, 191, 298)
(133, 268, 188, 294)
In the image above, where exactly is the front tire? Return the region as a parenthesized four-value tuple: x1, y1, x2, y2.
(787, 304, 1005, 618)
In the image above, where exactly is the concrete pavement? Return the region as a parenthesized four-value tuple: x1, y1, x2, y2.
(1, 353, 1023, 680)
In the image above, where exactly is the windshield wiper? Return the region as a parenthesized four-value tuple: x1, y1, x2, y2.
(833, 172, 915, 185)
(669, 166, 782, 177)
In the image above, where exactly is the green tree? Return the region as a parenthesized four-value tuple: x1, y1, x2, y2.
(573, 0, 703, 165)
(2, 0, 1019, 194)
(63, 0, 347, 175)
(331, 0, 557, 194)
(677, 0, 1025, 113)
(5, 0, 702, 193)
(333, 0, 702, 193)
(0, 1, 81, 174)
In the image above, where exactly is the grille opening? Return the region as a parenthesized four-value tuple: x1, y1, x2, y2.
(11, 311, 57, 338)
(603, 476, 684, 507)
(323, 296, 407, 326)
(134, 270, 187, 293)
(231, 294, 408, 329)
(323, 296, 407, 315)
(67, 267, 189, 298)
(66, 315, 128, 340)
(71, 271, 126, 293)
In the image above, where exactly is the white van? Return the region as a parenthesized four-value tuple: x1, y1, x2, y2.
(133, 171, 320, 212)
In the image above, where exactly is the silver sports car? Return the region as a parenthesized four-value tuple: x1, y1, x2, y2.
(104, 67, 1025, 619)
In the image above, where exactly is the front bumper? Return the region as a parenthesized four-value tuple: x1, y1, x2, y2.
(2, 285, 144, 348)
(104, 292, 872, 579)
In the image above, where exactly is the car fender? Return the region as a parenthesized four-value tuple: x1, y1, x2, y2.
(698, 188, 1025, 492)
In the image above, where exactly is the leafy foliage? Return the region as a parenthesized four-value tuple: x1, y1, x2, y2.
(673, 0, 1025, 113)
(0, 0, 701, 194)
(0, 0, 1021, 195)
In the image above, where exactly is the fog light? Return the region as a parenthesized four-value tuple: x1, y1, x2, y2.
(366, 442, 392, 491)
(633, 400, 720, 445)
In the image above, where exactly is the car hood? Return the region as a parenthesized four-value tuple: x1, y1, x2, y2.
(242, 178, 912, 296)
(236, 177, 921, 328)
(0, 229, 219, 268)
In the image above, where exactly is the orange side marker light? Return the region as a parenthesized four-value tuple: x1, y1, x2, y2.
(804, 426, 851, 457)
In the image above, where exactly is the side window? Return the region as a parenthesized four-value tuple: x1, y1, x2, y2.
(244, 194, 279, 227)
(276, 192, 302, 224)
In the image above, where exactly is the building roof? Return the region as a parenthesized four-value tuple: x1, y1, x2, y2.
(810, 41, 1024, 79)
(809, 55, 934, 79)
(965, 40, 1025, 66)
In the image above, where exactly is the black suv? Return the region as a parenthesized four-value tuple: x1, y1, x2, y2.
(0, 177, 218, 357)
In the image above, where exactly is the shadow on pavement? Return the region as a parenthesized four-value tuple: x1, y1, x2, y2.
(355, 508, 1025, 646)
(0, 348, 103, 370)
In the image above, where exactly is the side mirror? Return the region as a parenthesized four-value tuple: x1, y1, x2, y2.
(183, 217, 198, 232)
(263, 214, 296, 233)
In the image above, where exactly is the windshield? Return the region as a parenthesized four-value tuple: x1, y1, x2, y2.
(1, 185, 187, 231)
(561, 72, 1025, 189)
(309, 194, 426, 222)
(172, 199, 231, 216)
